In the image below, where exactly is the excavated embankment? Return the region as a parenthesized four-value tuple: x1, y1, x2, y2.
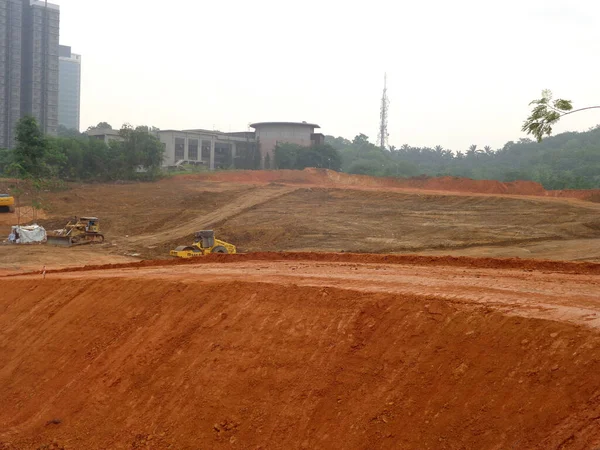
(2, 277, 600, 449)
(196, 168, 600, 202)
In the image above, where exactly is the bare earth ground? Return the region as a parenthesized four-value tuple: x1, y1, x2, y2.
(1, 170, 600, 269)
(1, 254, 600, 449)
(2, 171, 600, 448)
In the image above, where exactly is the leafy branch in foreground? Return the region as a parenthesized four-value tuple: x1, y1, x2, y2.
(523, 89, 600, 142)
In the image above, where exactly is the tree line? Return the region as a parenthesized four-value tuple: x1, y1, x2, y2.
(0, 117, 165, 182)
(3, 108, 600, 190)
(273, 143, 342, 171)
(323, 127, 600, 190)
(268, 91, 600, 190)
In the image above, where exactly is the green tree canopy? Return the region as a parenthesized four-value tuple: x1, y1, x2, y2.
(523, 90, 574, 142)
(325, 125, 600, 189)
(522, 90, 600, 142)
(57, 125, 84, 138)
(274, 143, 341, 171)
(13, 116, 52, 178)
(118, 125, 165, 176)
(274, 143, 303, 169)
(86, 121, 113, 132)
(2, 117, 165, 182)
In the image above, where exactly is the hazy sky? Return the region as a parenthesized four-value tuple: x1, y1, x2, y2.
(57, 0, 600, 150)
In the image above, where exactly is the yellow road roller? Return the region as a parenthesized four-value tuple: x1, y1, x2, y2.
(170, 230, 236, 258)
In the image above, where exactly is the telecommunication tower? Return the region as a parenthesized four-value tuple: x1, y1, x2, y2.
(378, 73, 389, 149)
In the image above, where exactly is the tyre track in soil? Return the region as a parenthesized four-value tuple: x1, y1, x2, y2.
(12, 251, 599, 276)
(25, 258, 600, 330)
(125, 185, 298, 246)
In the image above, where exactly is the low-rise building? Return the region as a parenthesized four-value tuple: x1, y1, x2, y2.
(157, 129, 257, 170)
(157, 121, 323, 170)
(251, 122, 324, 168)
(86, 128, 124, 145)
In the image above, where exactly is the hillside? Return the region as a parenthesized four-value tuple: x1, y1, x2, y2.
(328, 126, 600, 189)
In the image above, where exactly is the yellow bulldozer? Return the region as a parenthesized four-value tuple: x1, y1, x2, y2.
(47, 217, 105, 247)
(170, 230, 236, 258)
(0, 194, 15, 213)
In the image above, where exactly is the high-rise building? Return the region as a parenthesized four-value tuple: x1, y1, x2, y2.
(58, 45, 80, 131)
(0, 0, 23, 149)
(21, 0, 60, 137)
(0, 0, 59, 149)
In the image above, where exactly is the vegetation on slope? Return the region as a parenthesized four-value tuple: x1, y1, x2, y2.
(2, 114, 600, 190)
(325, 127, 600, 189)
(0, 118, 164, 182)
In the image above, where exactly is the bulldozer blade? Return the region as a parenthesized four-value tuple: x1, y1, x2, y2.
(46, 236, 73, 247)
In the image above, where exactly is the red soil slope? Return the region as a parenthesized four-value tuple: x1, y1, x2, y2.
(183, 168, 600, 201)
(2, 255, 600, 449)
(30, 252, 600, 276)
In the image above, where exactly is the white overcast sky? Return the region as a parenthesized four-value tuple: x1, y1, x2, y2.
(57, 0, 600, 150)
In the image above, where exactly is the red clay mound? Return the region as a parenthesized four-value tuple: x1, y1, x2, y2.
(547, 189, 600, 202)
(324, 170, 547, 195)
(2, 278, 600, 449)
(184, 169, 600, 201)
(403, 176, 546, 195)
(28, 252, 600, 276)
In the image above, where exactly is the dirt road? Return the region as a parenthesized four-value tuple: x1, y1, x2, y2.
(2, 254, 600, 449)
(126, 184, 298, 246)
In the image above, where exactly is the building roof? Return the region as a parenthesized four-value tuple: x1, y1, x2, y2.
(86, 128, 121, 137)
(250, 122, 320, 129)
(182, 128, 222, 134)
(158, 129, 257, 143)
(30, 0, 60, 10)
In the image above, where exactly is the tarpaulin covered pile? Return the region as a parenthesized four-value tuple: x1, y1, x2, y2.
(8, 225, 47, 244)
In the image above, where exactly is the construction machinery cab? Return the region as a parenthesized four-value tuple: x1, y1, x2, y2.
(81, 217, 100, 233)
(194, 230, 215, 249)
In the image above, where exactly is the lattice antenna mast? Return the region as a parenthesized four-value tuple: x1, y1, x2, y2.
(378, 73, 389, 150)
